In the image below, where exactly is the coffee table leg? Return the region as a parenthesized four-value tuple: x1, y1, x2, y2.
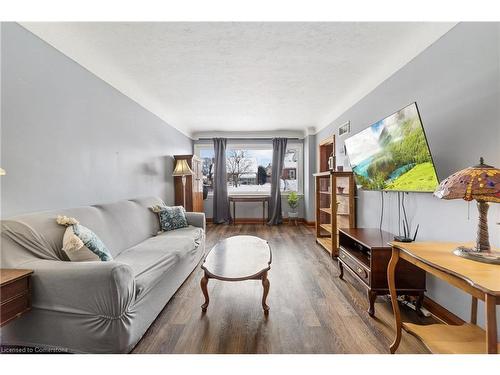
(201, 272, 209, 312)
(261, 271, 270, 314)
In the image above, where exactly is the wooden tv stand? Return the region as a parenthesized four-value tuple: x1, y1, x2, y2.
(338, 228, 426, 317)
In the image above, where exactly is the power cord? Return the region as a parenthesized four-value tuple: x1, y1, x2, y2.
(397, 192, 401, 236)
(379, 191, 384, 231)
(401, 192, 410, 238)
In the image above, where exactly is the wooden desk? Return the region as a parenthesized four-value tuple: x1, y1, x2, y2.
(1, 269, 33, 327)
(229, 195, 269, 225)
(387, 242, 500, 354)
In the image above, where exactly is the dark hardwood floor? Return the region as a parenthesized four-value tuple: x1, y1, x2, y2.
(132, 224, 432, 354)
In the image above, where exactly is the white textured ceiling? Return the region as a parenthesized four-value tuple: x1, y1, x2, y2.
(21, 22, 455, 138)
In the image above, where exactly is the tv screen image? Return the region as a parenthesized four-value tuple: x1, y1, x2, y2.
(344, 103, 439, 192)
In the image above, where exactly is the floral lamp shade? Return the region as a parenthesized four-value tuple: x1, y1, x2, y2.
(434, 157, 500, 264)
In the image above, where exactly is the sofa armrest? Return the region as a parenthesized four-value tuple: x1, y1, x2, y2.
(20, 259, 135, 319)
(185, 212, 206, 231)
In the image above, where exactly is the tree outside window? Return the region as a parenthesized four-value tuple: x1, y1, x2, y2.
(226, 150, 255, 188)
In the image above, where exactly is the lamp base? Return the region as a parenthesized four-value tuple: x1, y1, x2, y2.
(453, 246, 500, 265)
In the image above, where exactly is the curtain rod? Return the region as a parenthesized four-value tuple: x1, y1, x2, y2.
(197, 137, 301, 141)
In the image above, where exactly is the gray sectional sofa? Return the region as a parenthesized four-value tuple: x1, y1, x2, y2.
(0, 197, 205, 353)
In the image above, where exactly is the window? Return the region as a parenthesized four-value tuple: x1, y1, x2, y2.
(195, 142, 302, 195)
(282, 148, 299, 192)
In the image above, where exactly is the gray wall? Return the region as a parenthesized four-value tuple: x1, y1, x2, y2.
(313, 23, 500, 332)
(1, 23, 193, 217)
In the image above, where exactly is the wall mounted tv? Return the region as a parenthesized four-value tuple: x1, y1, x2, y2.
(344, 102, 439, 192)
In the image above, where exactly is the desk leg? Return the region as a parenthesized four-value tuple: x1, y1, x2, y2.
(388, 247, 402, 354)
(485, 294, 497, 354)
(471, 296, 478, 324)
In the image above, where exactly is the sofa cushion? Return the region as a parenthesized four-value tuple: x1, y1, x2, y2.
(115, 225, 204, 297)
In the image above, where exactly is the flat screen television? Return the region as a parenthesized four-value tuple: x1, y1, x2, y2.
(344, 102, 439, 192)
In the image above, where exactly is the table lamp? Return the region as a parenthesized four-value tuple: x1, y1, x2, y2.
(434, 157, 500, 264)
(0, 168, 5, 175)
(172, 159, 194, 208)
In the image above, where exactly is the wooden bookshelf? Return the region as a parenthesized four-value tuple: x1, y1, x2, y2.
(314, 134, 356, 257)
(320, 223, 332, 233)
(314, 171, 356, 257)
(316, 237, 332, 252)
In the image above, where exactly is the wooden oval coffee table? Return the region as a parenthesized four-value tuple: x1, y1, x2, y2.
(200, 235, 272, 314)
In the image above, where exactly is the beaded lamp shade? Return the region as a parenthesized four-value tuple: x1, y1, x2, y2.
(434, 157, 500, 264)
(434, 157, 500, 202)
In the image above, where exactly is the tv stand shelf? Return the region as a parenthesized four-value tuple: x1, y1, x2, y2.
(338, 228, 426, 317)
(340, 242, 370, 268)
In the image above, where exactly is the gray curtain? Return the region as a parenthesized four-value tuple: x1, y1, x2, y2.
(268, 137, 288, 225)
(212, 138, 231, 224)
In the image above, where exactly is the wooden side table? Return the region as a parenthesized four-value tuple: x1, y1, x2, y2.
(1, 269, 34, 326)
(229, 195, 269, 225)
(387, 242, 500, 354)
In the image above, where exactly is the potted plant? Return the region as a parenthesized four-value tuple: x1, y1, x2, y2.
(287, 191, 300, 220)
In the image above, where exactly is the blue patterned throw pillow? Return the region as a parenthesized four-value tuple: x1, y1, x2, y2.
(56, 215, 113, 262)
(72, 224, 113, 261)
(153, 205, 188, 232)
